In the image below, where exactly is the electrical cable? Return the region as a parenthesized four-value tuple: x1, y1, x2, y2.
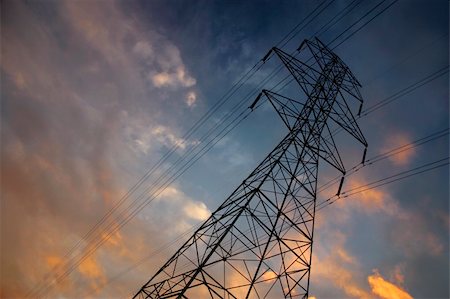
(26, 2, 332, 297)
(29, 1, 408, 298)
(317, 157, 449, 210)
(81, 126, 449, 298)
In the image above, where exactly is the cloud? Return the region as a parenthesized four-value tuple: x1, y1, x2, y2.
(368, 270, 413, 299)
(0, 0, 200, 297)
(63, 0, 197, 101)
(183, 201, 211, 221)
(311, 227, 369, 298)
(388, 209, 445, 257)
(133, 41, 153, 58)
(151, 125, 189, 149)
(343, 177, 397, 214)
(151, 72, 174, 87)
(159, 186, 211, 222)
(392, 266, 404, 285)
(185, 91, 197, 107)
(120, 111, 199, 155)
(46, 255, 64, 269)
(78, 255, 105, 280)
(313, 245, 371, 299)
(326, 175, 404, 218)
(210, 135, 254, 174)
(313, 232, 414, 299)
(14, 71, 26, 89)
(261, 270, 277, 282)
(380, 132, 415, 166)
(150, 67, 196, 88)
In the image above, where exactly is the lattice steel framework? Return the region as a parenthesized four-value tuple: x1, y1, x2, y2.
(134, 38, 368, 299)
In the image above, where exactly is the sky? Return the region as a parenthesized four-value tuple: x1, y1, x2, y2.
(1, 0, 449, 298)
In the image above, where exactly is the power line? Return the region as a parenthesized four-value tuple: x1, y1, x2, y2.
(81, 127, 449, 297)
(26, 2, 331, 298)
(318, 127, 449, 193)
(314, 0, 365, 37)
(330, 0, 399, 49)
(328, 0, 388, 46)
(363, 32, 449, 86)
(271, 0, 401, 93)
(317, 157, 449, 210)
(86, 52, 449, 299)
(362, 66, 449, 116)
(276, 0, 333, 49)
(120, 71, 448, 293)
(133, 37, 365, 299)
(31, 2, 403, 296)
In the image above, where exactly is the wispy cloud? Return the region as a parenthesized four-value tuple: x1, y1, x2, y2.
(1, 0, 200, 297)
(158, 186, 211, 223)
(312, 229, 372, 299)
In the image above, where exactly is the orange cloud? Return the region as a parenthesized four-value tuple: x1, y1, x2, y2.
(340, 177, 401, 216)
(102, 230, 123, 248)
(313, 250, 371, 299)
(346, 178, 385, 208)
(78, 255, 104, 280)
(381, 133, 415, 166)
(261, 270, 277, 282)
(336, 248, 356, 265)
(368, 270, 413, 299)
(46, 255, 64, 269)
(1, 1, 193, 298)
(100, 228, 138, 261)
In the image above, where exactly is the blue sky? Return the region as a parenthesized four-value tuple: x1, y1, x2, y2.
(1, 0, 448, 298)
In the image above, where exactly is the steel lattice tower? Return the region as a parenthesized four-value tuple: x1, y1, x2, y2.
(134, 38, 368, 299)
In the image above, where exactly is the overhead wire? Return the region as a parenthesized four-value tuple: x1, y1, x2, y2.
(94, 66, 449, 299)
(82, 126, 449, 298)
(361, 66, 449, 116)
(32, 1, 404, 296)
(123, 60, 447, 290)
(317, 157, 449, 210)
(49, 1, 400, 296)
(363, 32, 449, 86)
(328, 0, 387, 46)
(71, 0, 378, 269)
(317, 127, 450, 193)
(275, 0, 332, 49)
(271, 0, 401, 93)
(107, 0, 376, 249)
(25, 25, 267, 299)
(29, 2, 335, 297)
(133, 157, 450, 297)
(315, 0, 365, 37)
(121, 1, 446, 290)
(89, 5, 416, 298)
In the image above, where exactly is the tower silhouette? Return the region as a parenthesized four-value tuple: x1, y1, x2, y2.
(134, 38, 367, 299)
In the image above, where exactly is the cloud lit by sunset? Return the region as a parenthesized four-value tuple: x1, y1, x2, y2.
(381, 132, 416, 166)
(368, 270, 413, 299)
(1, 0, 448, 298)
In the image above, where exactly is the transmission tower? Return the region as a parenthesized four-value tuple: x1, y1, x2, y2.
(134, 38, 368, 299)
